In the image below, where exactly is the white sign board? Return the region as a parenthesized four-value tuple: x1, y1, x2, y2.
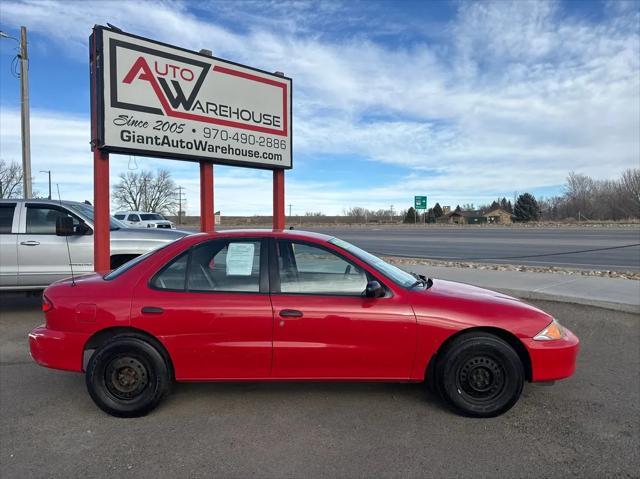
(226, 243, 255, 276)
(92, 27, 292, 169)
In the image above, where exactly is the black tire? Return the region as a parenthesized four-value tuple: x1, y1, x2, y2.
(435, 332, 524, 418)
(85, 336, 170, 418)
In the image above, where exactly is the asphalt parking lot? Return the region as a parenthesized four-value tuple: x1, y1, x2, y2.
(1, 294, 638, 478)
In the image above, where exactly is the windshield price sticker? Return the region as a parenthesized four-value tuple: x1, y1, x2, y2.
(93, 27, 292, 169)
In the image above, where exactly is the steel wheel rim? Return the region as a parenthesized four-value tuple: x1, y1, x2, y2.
(456, 355, 505, 403)
(104, 356, 149, 401)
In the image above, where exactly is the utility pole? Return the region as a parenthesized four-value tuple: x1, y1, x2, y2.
(288, 204, 292, 217)
(390, 205, 394, 223)
(20, 27, 32, 199)
(176, 186, 186, 224)
(0, 27, 31, 198)
(40, 170, 51, 199)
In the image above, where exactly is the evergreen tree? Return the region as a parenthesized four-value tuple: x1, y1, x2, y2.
(426, 208, 436, 223)
(433, 202, 444, 218)
(490, 200, 500, 210)
(513, 193, 541, 222)
(454, 205, 461, 213)
(404, 207, 418, 223)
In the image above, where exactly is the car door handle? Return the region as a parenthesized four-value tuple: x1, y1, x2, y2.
(279, 309, 303, 318)
(141, 306, 164, 314)
(20, 240, 40, 246)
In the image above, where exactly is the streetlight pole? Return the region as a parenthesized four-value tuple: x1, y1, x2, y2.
(1, 27, 32, 198)
(40, 170, 51, 199)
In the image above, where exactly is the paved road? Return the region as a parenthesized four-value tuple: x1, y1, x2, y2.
(305, 226, 640, 271)
(1, 294, 638, 478)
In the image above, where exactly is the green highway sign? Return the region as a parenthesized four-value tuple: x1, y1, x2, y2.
(414, 195, 427, 209)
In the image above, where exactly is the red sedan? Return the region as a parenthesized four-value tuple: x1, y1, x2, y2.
(29, 230, 579, 418)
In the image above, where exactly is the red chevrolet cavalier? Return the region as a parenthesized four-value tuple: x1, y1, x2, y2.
(29, 230, 579, 418)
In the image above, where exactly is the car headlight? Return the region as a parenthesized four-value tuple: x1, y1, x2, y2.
(534, 318, 565, 341)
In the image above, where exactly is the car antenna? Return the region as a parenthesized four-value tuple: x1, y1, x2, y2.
(57, 184, 76, 287)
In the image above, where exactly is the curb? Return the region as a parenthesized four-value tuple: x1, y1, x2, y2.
(495, 288, 640, 314)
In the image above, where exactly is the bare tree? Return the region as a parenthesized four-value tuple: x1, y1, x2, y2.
(618, 168, 640, 218)
(0, 159, 23, 199)
(112, 169, 178, 213)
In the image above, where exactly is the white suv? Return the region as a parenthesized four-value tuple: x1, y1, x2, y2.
(113, 211, 176, 229)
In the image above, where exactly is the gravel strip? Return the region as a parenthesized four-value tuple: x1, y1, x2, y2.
(383, 256, 640, 281)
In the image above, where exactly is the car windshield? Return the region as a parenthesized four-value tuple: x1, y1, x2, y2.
(140, 214, 164, 221)
(328, 237, 417, 288)
(66, 203, 126, 230)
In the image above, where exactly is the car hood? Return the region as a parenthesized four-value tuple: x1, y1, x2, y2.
(426, 279, 522, 304)
(110, 227, 189, 241)
(409, 279, 553, 337)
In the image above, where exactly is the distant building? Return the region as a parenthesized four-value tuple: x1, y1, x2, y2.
(438, 210, 482, 224)
(438, 207, 512, 225)
(484, 207, 512, 224)
(442, 206, 451, 214)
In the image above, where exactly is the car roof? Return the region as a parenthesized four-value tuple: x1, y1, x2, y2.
(0, 198, 89, 206)
(191, 229, 334, 242)
(116, 211, 167, 215)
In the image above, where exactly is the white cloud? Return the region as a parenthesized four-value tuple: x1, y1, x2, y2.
(0, 0, 638, 214)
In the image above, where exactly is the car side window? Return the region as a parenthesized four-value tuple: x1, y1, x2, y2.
(25, 205, 80, 234)
(151, 253, 189, 290)
(114, 214, 125, 220)
(187, 240, 262, 293)
(277, 241, 368, 295)
(0, 204, 16, 234)
(128, 214, 140, 222)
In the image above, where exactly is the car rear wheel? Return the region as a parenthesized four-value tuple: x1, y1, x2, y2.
(436, 332, 524, 418)
(85, 336, 170, 417)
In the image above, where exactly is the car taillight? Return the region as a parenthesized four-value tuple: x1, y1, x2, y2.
(42, 295, 53, 313)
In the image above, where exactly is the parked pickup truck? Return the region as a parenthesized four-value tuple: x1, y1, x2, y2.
(0, 199, 189, 290)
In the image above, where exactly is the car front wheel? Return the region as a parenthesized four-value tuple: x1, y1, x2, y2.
(436, 332, 524, 418)
(85, 336, 170, 417)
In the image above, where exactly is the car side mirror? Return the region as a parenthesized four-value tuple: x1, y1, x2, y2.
(364, 280, 385, 298)
(75, 222, 92, 235)
(55, 216, 74, 236)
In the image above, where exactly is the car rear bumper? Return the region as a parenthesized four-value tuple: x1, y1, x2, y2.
(28, 325, 86, 372)
(524, 327, 580, 382)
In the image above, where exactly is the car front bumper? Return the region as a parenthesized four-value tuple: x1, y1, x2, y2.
(524, 327, 580, 382)
(29, 325, 86, 372)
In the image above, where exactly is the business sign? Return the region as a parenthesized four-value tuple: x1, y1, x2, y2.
(414, 195, 427, 209)
(90, 26, 292, 169)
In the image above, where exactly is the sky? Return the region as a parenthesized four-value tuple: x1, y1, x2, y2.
(0, 0, 638, 215)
